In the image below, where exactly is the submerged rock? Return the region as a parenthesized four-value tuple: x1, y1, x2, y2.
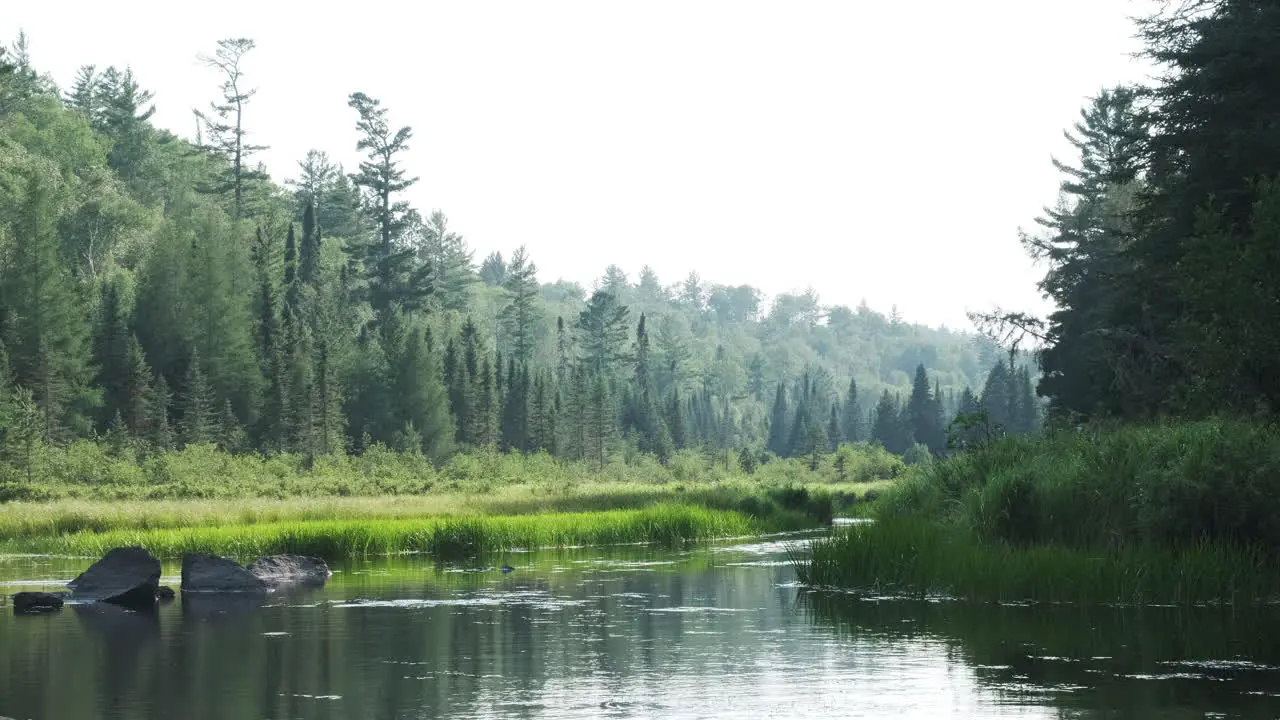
(68, 546, 161, 606)
(181, 554, 267, 593)
(247, 554, 331, 586)
(156, 586, 176, 601)
(12, 591, 65, 614)
(500, 565, 515, 574)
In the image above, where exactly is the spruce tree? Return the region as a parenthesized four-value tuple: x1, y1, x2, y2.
(500, 246, 540, 364)
(392, 326, 454, 458)
(841, 377, 862, 443)
(179, 350, 216, 447)
(217, 398, 247, 453)
(150, 374, 174, 452)
(827, 403, 841, 453)
(766, 383, 789, 457)
(92, 279, 132, 430)
(121, 336, 153, 440)
(0, 154, 97, 440)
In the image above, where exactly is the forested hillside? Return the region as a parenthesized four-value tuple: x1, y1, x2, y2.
(0, 33, 1033, 472)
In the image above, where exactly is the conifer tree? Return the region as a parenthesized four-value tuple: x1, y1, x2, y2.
(841, 377, 862, 443)
(150, 374, 174, 452)
(348, 91, 431, 320)
(194, 38, 266, 220)
(179, 350, 216, 447)
(872, 390, 908, 454)
(391, 326, 454, 458)
(121, 336, 153, 440)
(298, 201, 321, 288)
(217, 398, 247, 453)
(92, 279, 132, 430)
(500, 245, 540, 364)
(667, 386, 687, 451)
(766, 383, 789, 457)
(0, 153, 97, 440)
(827, 403, 841, 453)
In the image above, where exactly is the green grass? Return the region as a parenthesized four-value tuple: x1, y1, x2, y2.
(796, 517, 1278, 605)
(792, 419, 1280, 605)
(9, 504, 782, 560)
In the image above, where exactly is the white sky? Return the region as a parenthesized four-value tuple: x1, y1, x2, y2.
(6, 1, 1158, 329)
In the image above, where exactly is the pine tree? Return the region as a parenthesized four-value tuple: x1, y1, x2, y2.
(980, 360, 1013, 431)
(827, 403, 841, 453)
(585, 372, 614, 470)
(150, 374, 174, 452)
(194, 38, 267, 220)
(391, 326, 454, 458)
(179, 350, 216, 447)
(576, 290, 631, 376)
(298, 201, 321, 288)
(667, 386, 687, 451)
(766, 383, 789, 457)
(500, 246, 540, 364)
(121, 336, 153, 440)
(748, 353, 766, 401)
(873, 390, 908, 454)
(418, 211, 475, 312)
(92, 279, 132, 431)
(217, 398, 247, 453)
(348, 91, 431, 320)
(908, 364, 944, 454)
(0, 153, 97, 440)
(841, 376, 862, 443)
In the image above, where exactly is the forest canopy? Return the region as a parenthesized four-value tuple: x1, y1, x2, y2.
(0, 32, 1026, 471)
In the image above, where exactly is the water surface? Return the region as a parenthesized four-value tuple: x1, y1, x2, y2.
(3, 534, 1280, 718)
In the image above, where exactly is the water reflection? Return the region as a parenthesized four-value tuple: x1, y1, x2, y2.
(0, 540, 1278, 718)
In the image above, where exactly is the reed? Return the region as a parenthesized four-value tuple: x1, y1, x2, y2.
(9, 504, 777, 560)
(796, 517, 1278, 605)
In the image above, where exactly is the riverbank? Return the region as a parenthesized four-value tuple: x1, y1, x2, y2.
(796, 419, 1280, 604)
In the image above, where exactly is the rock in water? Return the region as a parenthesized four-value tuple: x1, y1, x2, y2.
(12, 591, 65, 613)
(247, 555, 331, 586)
(67, 546, 161, 606)
(181, 554, 267, 593)
(156, 586, 176, 601)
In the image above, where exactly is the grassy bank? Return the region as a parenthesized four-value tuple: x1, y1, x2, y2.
(0, 479, 889, 540)
(796, 419, 1280, 604)
(9, 504, 778, 559)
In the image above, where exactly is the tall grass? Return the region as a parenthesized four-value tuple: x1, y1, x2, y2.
(11, 504, 772, 560)
(794, 419, 1280, 604)
(0, 481, 884, 540)
(797, 517, 1278, 605)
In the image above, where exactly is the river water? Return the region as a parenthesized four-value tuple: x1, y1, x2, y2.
(4, 532, 1280, 719)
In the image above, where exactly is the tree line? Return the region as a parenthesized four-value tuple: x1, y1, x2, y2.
(0, 33, 1032, 473)
(977, 0, 1280, 424)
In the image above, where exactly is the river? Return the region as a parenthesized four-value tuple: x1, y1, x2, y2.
(3, 530, 1280, 718)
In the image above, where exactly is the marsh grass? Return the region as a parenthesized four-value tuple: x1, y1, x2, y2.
(794, 419, 1280, 604)
(12, 504, 778, 560)
(796, 518, 1278, 605)
(0, 480, 887, 541)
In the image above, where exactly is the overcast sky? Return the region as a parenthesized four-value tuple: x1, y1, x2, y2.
(7, 1, 1157, 329)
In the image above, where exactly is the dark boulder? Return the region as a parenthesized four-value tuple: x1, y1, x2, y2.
(156, 586, 176, 601)
(12, 591, 64, 613)
(68, 546, 161, 606)
(181, 554, 266, 593)
(247, 554, 331, 586)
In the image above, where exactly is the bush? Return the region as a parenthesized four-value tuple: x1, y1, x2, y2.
(878, 418, 1280, 551)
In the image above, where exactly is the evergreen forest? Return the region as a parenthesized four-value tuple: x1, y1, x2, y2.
(0, 32, 1039, 479)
